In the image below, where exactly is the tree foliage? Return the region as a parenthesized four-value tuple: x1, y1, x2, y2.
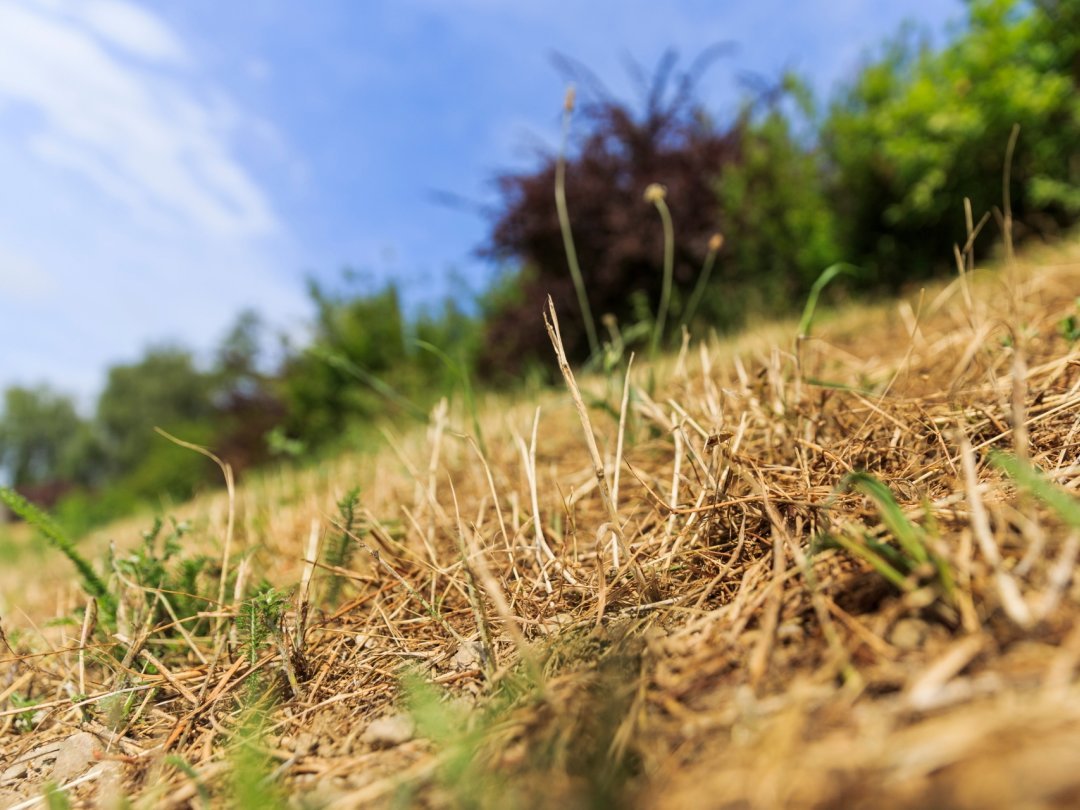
(96, 347, 215, 481)
(281, 282, 413, 447)
(0, 386, 83, 491)
(711, 76, 841, 327)
(823, 0, 1079, 282)
(482, 50, 741, 373)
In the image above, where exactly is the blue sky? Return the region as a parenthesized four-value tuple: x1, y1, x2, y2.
(0, 0, 964, 402)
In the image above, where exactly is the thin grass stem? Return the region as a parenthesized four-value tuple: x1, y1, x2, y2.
(555, 85, 600, 359)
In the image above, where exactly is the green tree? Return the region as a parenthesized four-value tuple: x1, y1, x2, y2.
(0, 386, 86, 488)
(212, 310, 286, 473)
(281, 281, 417, 448)
(95, 347, 216, 495)
(710, 75, 841, 327)
(824, 0, 1079, 283)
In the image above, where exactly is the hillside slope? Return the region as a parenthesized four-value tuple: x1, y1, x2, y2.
(3, 240, 1080, 808)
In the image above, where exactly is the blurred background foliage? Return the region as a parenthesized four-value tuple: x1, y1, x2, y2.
(1, 0, 1076, 534)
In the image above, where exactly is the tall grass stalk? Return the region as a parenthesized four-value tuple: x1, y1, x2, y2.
(554, 85, 600, 359)
(797, 263, 860, 339)
(645, 183, 675, 357)
(681, 233, 723, 332)
(309, 345, 428, 421)
(415, 339, 486, 455)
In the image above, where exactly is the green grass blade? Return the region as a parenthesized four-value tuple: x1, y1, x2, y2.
(680, 235, 722, 332)
(414, 339, 486, 455)
(798, 262, 860, 338)
(822, 531, 910, 590)
(308, 346, 428, 421)
(842, 472, 929, 564)
(803, 377, 878, 395)
(992, 452, 1080, 528)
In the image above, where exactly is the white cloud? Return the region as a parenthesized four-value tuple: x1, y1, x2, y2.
(75, 0, 190, 65)
(0, 0, 301, 400)
(0, 0, 275, 238)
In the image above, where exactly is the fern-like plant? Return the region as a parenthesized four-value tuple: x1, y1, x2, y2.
(0, 486, 117, 624)
(324, 488, 362, 606)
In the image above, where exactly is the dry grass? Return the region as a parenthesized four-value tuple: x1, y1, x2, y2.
(3, 240, 1080, 809)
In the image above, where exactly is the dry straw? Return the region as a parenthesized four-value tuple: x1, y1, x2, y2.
(3, 239, 1080, 807)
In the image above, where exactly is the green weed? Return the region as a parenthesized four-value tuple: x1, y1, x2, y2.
(112, 516, 213, 636)
(0, 486, 117, 624)
(1058, 298, 1080, 342)
(797, 262, 860, 339)
(9, 692, 41, 733)
(323, 487, 362, 607)
(815, 472, 954, 603)
(992, 452, 1080, 527)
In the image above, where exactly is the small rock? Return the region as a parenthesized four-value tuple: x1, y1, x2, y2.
(1, 760, 28, 782)
(362, 713, 415, 748)
(51, 732, 99, 783)
(890, 618, 930, 651)
(98, 760, 125, 808)
(450, 641, 483, 670)
(292, 732, 318, 756)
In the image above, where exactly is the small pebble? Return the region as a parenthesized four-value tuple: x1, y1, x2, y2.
(890, 618, 929, 651)
(51, 732, 99, 783)
(362, 713, 415, 748)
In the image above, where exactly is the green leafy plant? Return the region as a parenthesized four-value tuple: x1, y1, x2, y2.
(1058, 298, 1080, 342)
(324, 487, 363, 606)
(112, 516, 213, 635)
(238, 583, 289, 668)
(992, 452, 1080, 528)
(0, 486, 117, 624)
(815, 472, 954, 602)
(237, 582, 303, 698)
(9, 692, 41, 734)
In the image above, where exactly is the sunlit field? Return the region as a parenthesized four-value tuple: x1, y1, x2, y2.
(1, 1, 1078, 807)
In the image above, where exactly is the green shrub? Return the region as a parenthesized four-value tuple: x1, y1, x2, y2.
(824, 0, 1079, 283)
